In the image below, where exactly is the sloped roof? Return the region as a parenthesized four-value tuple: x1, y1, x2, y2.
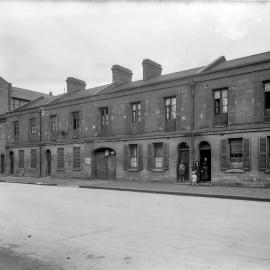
(210, 51, 270, 71)
(11, 86, 50, 101)
(50, 83, 112, 104)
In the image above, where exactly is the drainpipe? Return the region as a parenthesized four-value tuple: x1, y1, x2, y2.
(39, 107, 43, 177)
(190, 81, 195, 173)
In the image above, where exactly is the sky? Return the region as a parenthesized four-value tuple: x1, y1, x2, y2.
(0, 0, 270, 95)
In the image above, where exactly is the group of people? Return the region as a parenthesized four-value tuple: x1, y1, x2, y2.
(178, 157, 209, 186)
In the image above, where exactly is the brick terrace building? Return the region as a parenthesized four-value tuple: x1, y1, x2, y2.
(1, 51, 270, 184)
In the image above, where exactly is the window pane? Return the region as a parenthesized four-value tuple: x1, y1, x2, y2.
(265, 83, 270, 92)
(214, 91, 220, 99)
(222, 90, 227, 97)
(222, 105, 228, 113)
(171, 105, 176, 119)
(165, 99, 170, 106)
(171, 97, 176, 105)
(222, 97, 228, 106)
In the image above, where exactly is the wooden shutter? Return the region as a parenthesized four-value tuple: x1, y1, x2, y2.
(163, 142, 169, 170)
(73, 147, 80, 169)
(147, 143, 153, 170)
(242, 138, 250, 170)
(259, 137, 267, 170)
(123, 145, 129, 170)
(31, 149, 37, 169)
(57, 148, 64, 169)
(220, 139, 228, 170)
(138, 144, 143, 170)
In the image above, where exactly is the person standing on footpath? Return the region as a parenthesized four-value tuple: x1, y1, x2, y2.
(194, 160, 201, 183)
(201, 157, 209, 181)
(178, 160, 186, 183)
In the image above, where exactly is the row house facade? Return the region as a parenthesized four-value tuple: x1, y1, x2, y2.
(1, 52, 270, 184)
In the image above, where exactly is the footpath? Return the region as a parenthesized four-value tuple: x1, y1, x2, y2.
(0, 176, 270, 202)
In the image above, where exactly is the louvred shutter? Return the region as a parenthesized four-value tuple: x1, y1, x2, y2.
(258, 137, 267, 170)
(138, 144, 143, 170)
(242, 138, 250, 170)
(163, 142, 169, 170)
(220, 139, 228, 170)
(147, 143, 153, 170)
(123, 145, 129, 170)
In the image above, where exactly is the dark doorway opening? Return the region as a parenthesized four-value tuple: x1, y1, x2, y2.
(9, 151, 14, 175)
(93, 148, 116, 180)
(177, 142, 189, 182)
(1, 154, 5, 174)
(45, 150, 51, 176)
(199, 141, 211, 182)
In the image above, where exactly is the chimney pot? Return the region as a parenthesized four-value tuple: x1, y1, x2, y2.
(142, 59, 162, 80)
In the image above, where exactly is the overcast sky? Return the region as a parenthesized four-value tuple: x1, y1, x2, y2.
(0, 0, 270, 95)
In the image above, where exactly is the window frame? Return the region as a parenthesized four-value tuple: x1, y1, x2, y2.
(130, 102, 142, 123)
(13, 121, 19, 142)
(129, 144, 138, 169)
(263, 81, 270, 122)
(57, 148, 64, 170)
(164, 96, 176, 120)
(100, 107, 109, 127)
(50, 115, 57, 139)
(213, 88, 228, 126)
(30, 118, 37, 136)
(18, 150, 24, 169)
(153, 142, 163, 169)
(30, 149, 37, 169)
(73, 147, 81, 170)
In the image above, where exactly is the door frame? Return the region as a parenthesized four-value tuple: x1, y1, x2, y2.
(199, 141, 211, 181)
(177, 142, 189, 181)
(45, 149, 52, 176)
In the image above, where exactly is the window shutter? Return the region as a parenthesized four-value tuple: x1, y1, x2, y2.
(242, 138, 250, 170)
(220, 139, 228, 170)
(163, 142, 169, 170)
(147, 143, 153, 170)
(68, 112, 72, 135)
(79, 110, 82, 136)
(123, 145, 129, 170)
(259, 137, 267, 170)
(138, 144, 143, 170)
(95, 107, 100, 134)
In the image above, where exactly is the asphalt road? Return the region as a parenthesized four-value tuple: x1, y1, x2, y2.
(0, 182, 269, 270)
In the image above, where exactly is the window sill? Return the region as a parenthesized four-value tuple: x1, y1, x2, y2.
(56, 169, 65, 171)
(151, 168, 166, 172)
(225, 168, 245, 173)
(127, 168, 139, 172)
(72, 168, 81, 171)
(264, 169, 270, 174)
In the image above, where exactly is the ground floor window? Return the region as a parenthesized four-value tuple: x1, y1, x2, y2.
(57, 148, 64, 169)
(220, 138, 250, 170)
(259, 137, 270, 170)
(229, 138, 243, 168)
(18, 150, 24, 168)
(153, 143, 163, 168)
(31, 149, 37, 169)
(73, 147, 80, 169)
(129, 144, 138, 168)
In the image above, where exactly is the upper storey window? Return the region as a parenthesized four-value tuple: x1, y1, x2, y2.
(13, 121, 19, 142)
(100, 107, 109, 126)
(30, 118, 37, 136)
(213, 88, 228, 126)
(264, 82, 270, 122)
(50, 115, 57, 140)
(72, 111, 79, 138)
(131, 102, 142, 123)
(12, 98, 28, 110)
(164, 96, 176, 131)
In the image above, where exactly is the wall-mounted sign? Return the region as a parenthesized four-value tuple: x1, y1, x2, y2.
(85, 157, 91, 165)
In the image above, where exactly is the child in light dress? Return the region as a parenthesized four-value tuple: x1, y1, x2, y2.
(191, 170, 198, 187)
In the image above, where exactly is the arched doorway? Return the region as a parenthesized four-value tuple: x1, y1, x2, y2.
(45, 150, 51, 176)
(199, 141, 211, 181)
(9, 151, 14, 175)
(1, 154, 5, 174)
(93, 148, 116, 180)
(177, 143, 189, 182)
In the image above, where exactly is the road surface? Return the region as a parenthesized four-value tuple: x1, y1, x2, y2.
(0, 182, 269, 270)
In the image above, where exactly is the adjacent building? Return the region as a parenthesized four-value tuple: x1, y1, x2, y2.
(1, 51, 270, 184)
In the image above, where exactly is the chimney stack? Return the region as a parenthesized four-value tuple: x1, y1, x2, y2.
(142, 59, 162, 80)
(66, 77, 86, 95)
(111, 65, 133, 84)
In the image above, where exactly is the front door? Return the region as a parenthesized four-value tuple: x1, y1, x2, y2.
(1, 154, 5, 174)
(200, 149, 211, 181)
(10, 152, 14, 175)
(178, 149, 189, 181)
(46, 150, 51, 176)
(94, 149, 116, 180)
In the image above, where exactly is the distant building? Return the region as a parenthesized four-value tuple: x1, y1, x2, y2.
(1, 51, 270, 185)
